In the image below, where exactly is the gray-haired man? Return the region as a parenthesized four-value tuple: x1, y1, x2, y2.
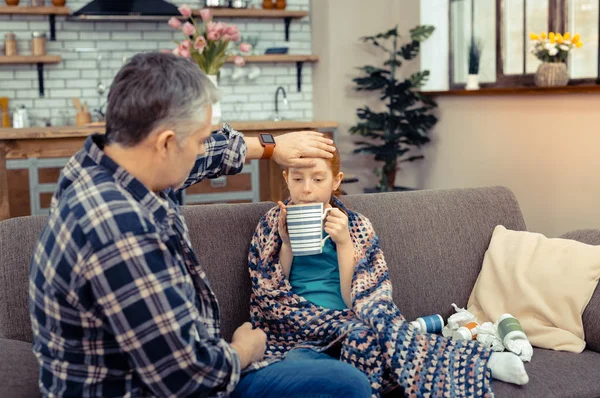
(29, 52, 371, 397)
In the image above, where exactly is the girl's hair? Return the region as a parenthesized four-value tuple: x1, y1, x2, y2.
(283, 145, 345, 204)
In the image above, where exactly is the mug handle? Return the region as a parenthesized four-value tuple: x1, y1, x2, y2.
(321, 207, 334, 244)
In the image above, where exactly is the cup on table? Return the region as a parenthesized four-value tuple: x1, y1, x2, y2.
(286, 202, 333, 256)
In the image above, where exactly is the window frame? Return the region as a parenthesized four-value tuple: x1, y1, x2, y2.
(448, 0, 598, 89)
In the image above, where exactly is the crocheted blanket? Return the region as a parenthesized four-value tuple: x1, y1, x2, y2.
(247, 198, 494, 397)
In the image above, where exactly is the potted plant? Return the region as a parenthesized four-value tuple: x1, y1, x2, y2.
(466, 37, 482, 90)
(168, 5, 252, 124)
(349, 25, 438, 193)
(529, 31, 583, 87)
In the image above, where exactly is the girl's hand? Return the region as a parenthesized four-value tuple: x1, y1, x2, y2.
(277, 201, 290, 244)
(324, 207, 351, 246)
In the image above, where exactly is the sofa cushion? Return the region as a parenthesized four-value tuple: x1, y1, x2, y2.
(468, 226, 600, 352)
(0, 216, 47, 342)
(0, 338, 39, 397)
(341, 186, 527, 322)
(560, 230, 600, 353)
(491, 348, 600, 398)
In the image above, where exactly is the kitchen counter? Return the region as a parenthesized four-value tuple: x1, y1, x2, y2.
(0, 120, 339, 140)
(0, 121, 338, 221)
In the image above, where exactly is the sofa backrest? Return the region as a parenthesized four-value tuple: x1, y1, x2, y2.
(0, 186, 527, 343)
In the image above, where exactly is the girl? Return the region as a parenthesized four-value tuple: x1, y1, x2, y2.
(248, 147, 529, 397)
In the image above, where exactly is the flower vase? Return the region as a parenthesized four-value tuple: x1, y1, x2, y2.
(535, 62, 569, 87)
(207, 75, 222, 125)
(465, 74, 480, 90)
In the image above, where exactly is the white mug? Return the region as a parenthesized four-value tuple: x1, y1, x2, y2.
(286, 202, 333, 256)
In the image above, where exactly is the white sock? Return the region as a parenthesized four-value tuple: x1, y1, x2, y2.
(487, 352, 529, 385)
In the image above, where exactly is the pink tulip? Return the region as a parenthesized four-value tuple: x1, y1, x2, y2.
(206, 22, 216, 33)
(239, 42, 252, 53)
(233, 56, 245, 67)
(182, 22, 196, 36)
(180, 39, 191, 50)
(168, 17, 182, 29)
(220, 34, 233, 42)
(172, 46, 181, 56)
(207, 31, 220, 41)
(180, 48, 191, 58)
(178, 4, 192, 18)
(231, 32, 241, 42)
(200, 8, 212, 22)
(194, 36, 207, 52)
(215, 22, 227, 34)
(226, 25, 239, 35)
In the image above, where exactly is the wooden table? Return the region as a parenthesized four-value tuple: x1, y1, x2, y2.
(0, 121, 338, 221)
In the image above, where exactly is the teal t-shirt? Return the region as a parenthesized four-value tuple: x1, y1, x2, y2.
(289, 236, 347, 310)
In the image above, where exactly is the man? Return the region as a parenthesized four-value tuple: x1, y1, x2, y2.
(29, 52, 371, 397)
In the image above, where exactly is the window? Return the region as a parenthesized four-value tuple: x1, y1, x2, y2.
(449, 0, 599, 87)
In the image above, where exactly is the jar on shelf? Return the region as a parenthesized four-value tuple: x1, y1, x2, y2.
(275, 0, 286, 9)
(262, 0, 274, 9)
(31, 32, 47, 56)
(30, 0, 45, 6)
(4, 33, 18, 56)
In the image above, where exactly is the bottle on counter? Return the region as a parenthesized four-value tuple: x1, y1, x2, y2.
(4, 32, 18, 56)
(31, 32, 47, 56)
(0, 97, 11, 128)
(12, 105, 30, 129)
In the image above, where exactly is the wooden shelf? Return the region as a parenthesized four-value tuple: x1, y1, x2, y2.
(0, 6, 70, 15)
(226, 54, 318, 63)
(226, 54, 318, 92)
(192, 7, 308, 41)
(0, 6, 70, 41)
(195, 8, 308, 19)
(0, 55, 61, 97)
(424, 85, 600, 97)
(0, 55, 61, 64)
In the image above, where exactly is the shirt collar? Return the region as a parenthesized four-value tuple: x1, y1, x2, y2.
(84, 134, 169, 225)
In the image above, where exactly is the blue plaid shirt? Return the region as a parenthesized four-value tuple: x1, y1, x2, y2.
(29, 125, 246, 397)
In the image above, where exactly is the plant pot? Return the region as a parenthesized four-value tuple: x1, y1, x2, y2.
(52, 0, 66, 6)
(465, 74, 480, 90)
(5, 0, 20, 5)
(535, 62, 569, 87)
(207, 75, 222, 125)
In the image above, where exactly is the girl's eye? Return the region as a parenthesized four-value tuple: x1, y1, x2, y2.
(293, 178, 302, 182)
(314, 179, 323, 182)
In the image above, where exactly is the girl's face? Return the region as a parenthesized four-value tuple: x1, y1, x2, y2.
(283, 158, 344, 205)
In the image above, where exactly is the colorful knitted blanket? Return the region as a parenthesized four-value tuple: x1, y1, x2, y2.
(247, 197, 494, 397)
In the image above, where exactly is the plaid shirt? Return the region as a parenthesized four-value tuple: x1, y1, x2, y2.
(29, 124, 246, 397)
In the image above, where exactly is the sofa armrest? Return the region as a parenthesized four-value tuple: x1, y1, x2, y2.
(559, 229, 600, 353)
(0, 338, 39, 397)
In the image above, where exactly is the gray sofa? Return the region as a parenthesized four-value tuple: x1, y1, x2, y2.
(1, 186, 599, 397)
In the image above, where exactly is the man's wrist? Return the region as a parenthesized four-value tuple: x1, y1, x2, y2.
(230, 342, 251, 369)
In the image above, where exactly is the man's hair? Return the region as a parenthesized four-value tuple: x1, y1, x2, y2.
(105, 52, 220, 146)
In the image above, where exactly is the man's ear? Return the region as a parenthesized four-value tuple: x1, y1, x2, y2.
(154, 129, 177, 157)
(332, 172, 344, 191)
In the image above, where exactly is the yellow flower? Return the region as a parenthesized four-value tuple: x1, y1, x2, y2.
(530, 32, 540, 40)
(549, 32, 555, 43)
(541, 32, 547, 39)
(576, 41, 583, 48)
(563, 32, 571, 40)
(556, 33, 563, 43)
(572, 34, 580, 44)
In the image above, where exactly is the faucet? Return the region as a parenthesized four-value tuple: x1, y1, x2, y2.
(274, 86, 288, 121)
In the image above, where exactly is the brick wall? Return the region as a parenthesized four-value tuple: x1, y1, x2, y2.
(0, 0, 313, 127)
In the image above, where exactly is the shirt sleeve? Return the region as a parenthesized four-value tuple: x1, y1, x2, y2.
(83, 232, 241, 397)
(179, 123, 247, 191)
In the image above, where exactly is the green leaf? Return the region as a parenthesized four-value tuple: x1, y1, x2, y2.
(408, 70, 430, 88)
(399, 41, 420, 60)
(384, 59, 402, 67)
(409, 25, 435, 42)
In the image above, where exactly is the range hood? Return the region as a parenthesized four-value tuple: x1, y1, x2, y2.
(71, 0, 180, 21)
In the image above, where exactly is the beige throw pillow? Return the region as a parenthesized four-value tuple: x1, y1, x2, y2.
(467, 225, 600, 353)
